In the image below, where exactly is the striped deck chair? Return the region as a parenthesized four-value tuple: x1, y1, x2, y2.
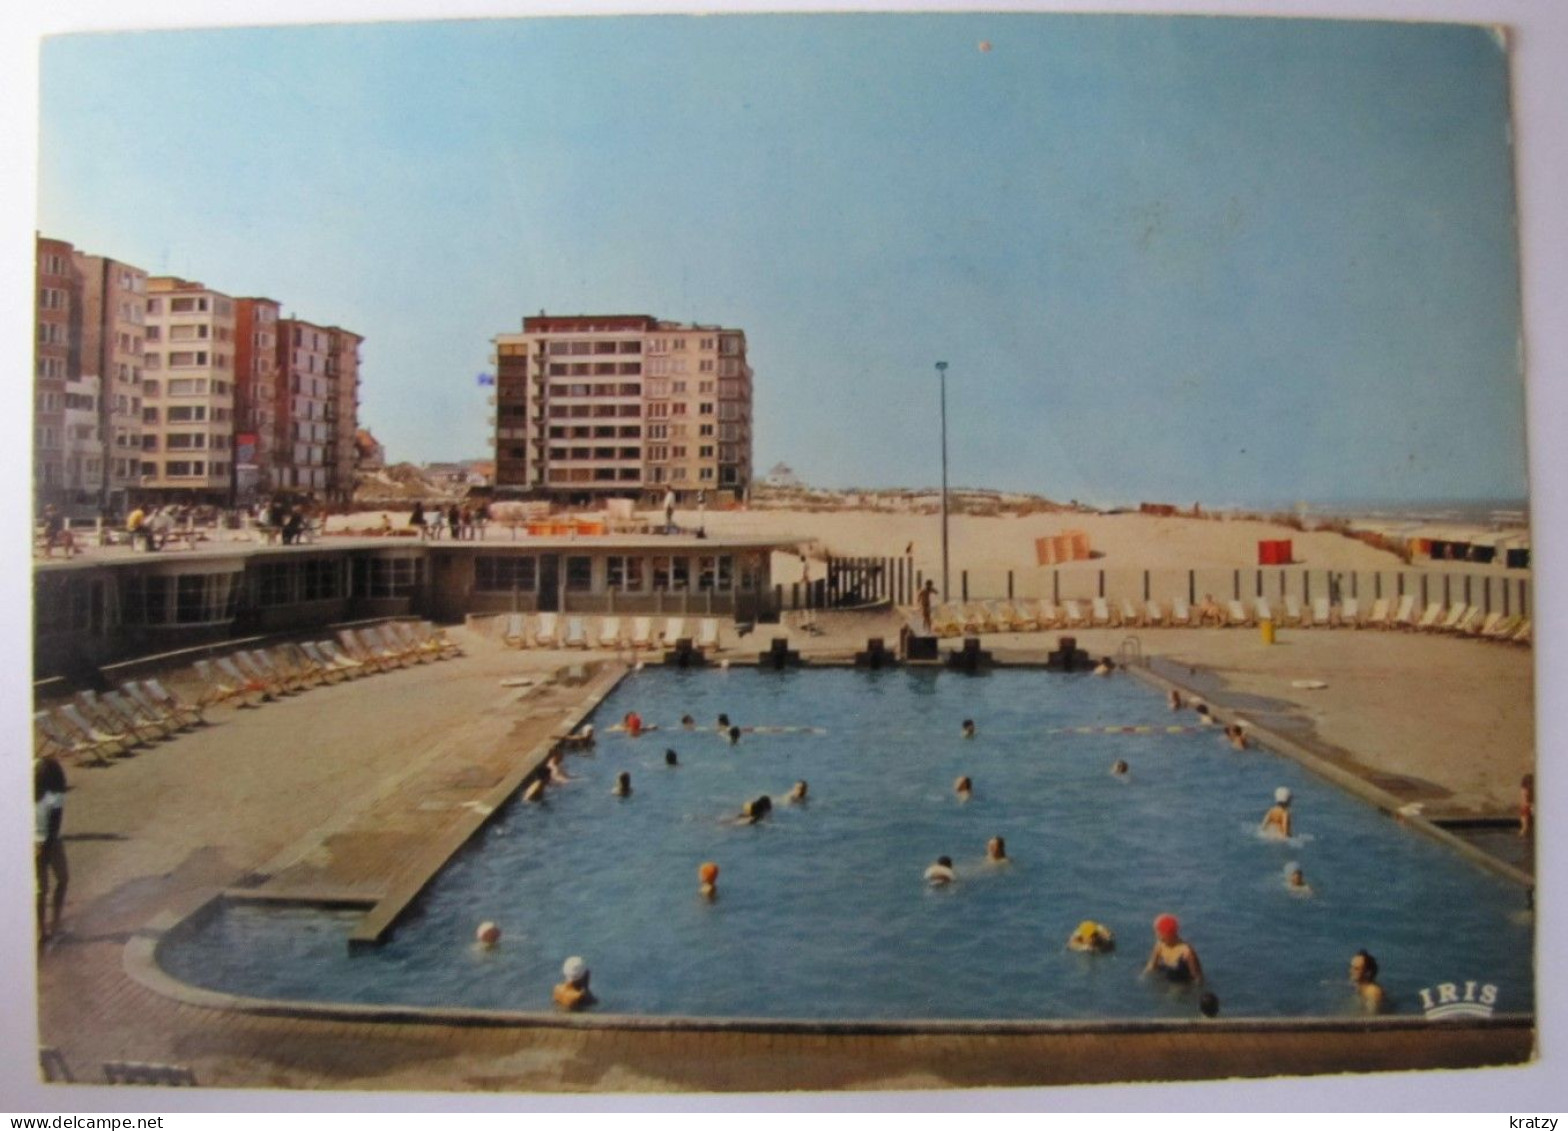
(597, 616, 624, 649)
(629, 617, 655, 649)
(697, 618, 722, 652)
(222, 655, 280, 699)
(1144, 599, 1166, 627)
(1090, 598, 1113, 627)
(58, 703, 140, 755)
(1415, 602, 1446, 631)
(661, 617, 687, 649)
(247, 649, 308, 692)
(194, 658, 259, 706)
(1061, 600, 1087, 628)
(1363, 598, 1392, 629)
(1169, 599, 1193, 627)
(1226, 600, 1252, 627)
(563, 616, 589, 648)
(501, 613, 530, 649)
(334, 630, 389, 673)
(359, 626, 413, 667)
(91, 690, 169, 742)
(318, 639, 372, 677)
(370, 624, 426, 665)
(73, 693, 150, 745)
(1392, 594, 1420, 629)
(35, 711, 112, 765)
(533, 613, 560, 648)
(142, 678, 207, 725)
(1450, 607, 1483, 635)
(290, 642, 344, 684)
(123, 682, 194, 731)
(235, 651, 293, 694)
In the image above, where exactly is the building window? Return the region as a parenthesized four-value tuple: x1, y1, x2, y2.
(355, 556, 422, 598)
(565, 556, 593, 592)
(474, 555, 536, 592)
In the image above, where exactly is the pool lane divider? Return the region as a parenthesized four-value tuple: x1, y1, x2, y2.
(1126, 662, 1534, 888)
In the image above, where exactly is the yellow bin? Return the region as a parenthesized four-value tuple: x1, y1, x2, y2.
(1260, 619, 1276, 644)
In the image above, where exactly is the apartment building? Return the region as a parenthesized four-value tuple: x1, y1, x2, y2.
(492, 313, 753, 505)
(35, 236, 77, 507)
(274, 318, 336, 496)
(141, 277, 237, 504)
(326, 327, 362, 504)
(233, 296, 282, 501)
(75, 252, 149, 513)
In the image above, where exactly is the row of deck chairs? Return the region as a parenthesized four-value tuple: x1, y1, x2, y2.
(190, 621, 462, 709)
(907, 595, 1532, 645)
(483, 612, 723, 653)
(35, 678, 206, 767)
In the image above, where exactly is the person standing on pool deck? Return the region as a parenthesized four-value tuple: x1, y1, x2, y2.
(1261, 787, 1294, 838)
(1144, 914, 1203, 985)
(554, 956, 597, 1011)
(1349, 950, 1387, 1013)
(34, 754, 68, 944)
(918, 580, 936, 633)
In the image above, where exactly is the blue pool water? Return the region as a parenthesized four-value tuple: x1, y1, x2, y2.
(160, 668, 1533, 1021)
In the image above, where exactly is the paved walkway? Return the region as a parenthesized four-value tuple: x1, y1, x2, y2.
(26, 620, 1536, 1096)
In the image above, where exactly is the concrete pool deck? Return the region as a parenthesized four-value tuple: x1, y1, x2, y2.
(30, 619, 1536, 1093)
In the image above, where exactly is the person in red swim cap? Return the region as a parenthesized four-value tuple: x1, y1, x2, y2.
(1144, 913, 1203, 984)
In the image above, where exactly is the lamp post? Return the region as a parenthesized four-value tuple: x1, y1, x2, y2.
(936, 361, 950, 602)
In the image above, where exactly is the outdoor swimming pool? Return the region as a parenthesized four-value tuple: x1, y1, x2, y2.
(159, 667, 1533, 1021)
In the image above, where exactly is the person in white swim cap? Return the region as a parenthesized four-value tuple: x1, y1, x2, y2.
(1261, 787, 1293, 838)
(553, 956, 597, 1011)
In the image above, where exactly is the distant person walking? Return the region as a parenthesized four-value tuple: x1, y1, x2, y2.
(663, 489, 676, 534)
(917, 580, 937, 633)
(448, 503, 461, 541)
(34, 754, 68, 944)
(126, 505, 153, 551)
(410, 501, 428, 540)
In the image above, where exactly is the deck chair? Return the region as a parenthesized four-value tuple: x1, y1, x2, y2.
(1281, 596, 1305, 627)
(1226, 600, 1251, 627)
(353, 627, 409, 668)
(1451, 607, 1483, 635)
(1468, 611, 1501, 638)
(696, 617, 722, 652)
(1392, 595, 1420, 629)
(597, 617, 623, 649)
(248, 649, 308, 692)
(1338, 597, 1360, 627)
(983, 600, 1015, 631)
(58, 703, 140, 755)
(1090, 598, 1113, 627)
(1169, 599, 1193, 627)
(36, 710, 113, 765)
(1117, 598, 1142, 628)
(290, 641, 344, 683)
(234, 651, 292, 695)
(1144, 599, 1166, 627)
(533, 612, 560, 648)
(419, 621, 463, 658)
(122, 682, 192, 731)
(1062, 600, 1087, 628)
(628, 617, 654, 649)
(393, 621, 446, 661)
(141, 678, 207, 725)
(74, 692, 151, 744)
(928, 603, 963, 636)
(661, 617, 687, 649)
(1310, 597, 1331, 628)
(370, 624, 426, 664)
(1254, 598, 1274, 625)
(1003, 600, 1038, 631)
(563, 616, 589, 648)
(500, 613, 530, 649)
(1434, 603, 1467, 633)
(1510, 619, 1532, 646)
(958, 604, 991, 633)
(303, 640, 356, 680)
(1483, 614, 1521, 640)
(1363, 598, 1391, 629)
(319, 639, 372, 677)
(96, 690, 171, 742)
(219, 655, 277, 700)
(333, 630, 388, 672)
(192, 658, 254, 706)
(1415, 602, 1445, 631)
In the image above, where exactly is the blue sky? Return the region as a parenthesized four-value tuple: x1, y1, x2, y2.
(37, 14, 1527, 505)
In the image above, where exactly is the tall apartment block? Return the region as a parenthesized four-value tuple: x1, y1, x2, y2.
(326, 327, 363, 505)
(270, 319, 361, 503)
(76, 251, 150, 513)
(492, 313, 753, 505)
(140, 278, 237, 504)
(233, 296, 282, 500)
(35, 236, 78, 507)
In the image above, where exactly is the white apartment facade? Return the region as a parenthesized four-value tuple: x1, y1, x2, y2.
(140, 277, 237, 503)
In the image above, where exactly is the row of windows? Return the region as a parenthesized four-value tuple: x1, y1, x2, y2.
(546, 468, 641, 483)
(547, 381, 642, 397)
(144, 378, 233, 398)
(140, 460, 230, 478)
(144, 350, 231, 370)
(545, 340, 642, 356)
(141, 433, 232, 451)
(254, 558, 345, 606)
(472, 554, 746, 594)
(545, 425, 641, 440)
(118, 571, 241, 627)
(546, 404, 641, 420)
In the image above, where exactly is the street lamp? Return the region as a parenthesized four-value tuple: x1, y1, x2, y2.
(936, 361, 950, 602)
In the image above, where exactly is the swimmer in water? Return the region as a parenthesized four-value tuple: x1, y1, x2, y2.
(1225, 724, 1249, 751)
(727, 725, 741, 745)
(1111, 759, 1130, 780)
(716, 713, 731, 731)
(1198, 991, 1220, 1018)
(553, 956, 597, 1012)
(954, 775, 973, 800)
(986, 836, 1009, 863)
(1067, 920, 1115, 953)
(962, 719, 977, 739)
(665, 749, 679, 767)
(1349, 949, 1388, 1013)
(563, 723, 595, 749)
(546, 749, 572, 783)
(1260, 787, 1293, 838)
(924, 855, 956, 885)
(737, 795, 772, 824)
(681, 714, 696, 730)
(624, 711, 644, 737)
(522, 778, 546, 803)
(1168, 689, 1184, 711)
(1143, 913, 1203, 985)
(1284, 862, 1312, 893)
(1193, 702, 1217, 726)
(612, 771, 631, 797)
(787, 780, 808, 803)
(698, 861, 719, 900)
(1093, 656, 1114, 677)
